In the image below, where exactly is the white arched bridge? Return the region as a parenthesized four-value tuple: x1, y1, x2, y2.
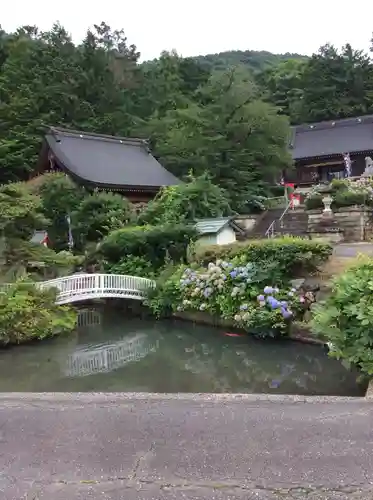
(41, 273, 156, 305)
(1, 273, 155, 305)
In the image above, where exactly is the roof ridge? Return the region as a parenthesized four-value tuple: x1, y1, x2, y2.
(48, 126, 149, 148)
(293, 114, 373, 133)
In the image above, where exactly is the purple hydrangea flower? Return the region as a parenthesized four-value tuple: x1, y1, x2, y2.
(264, 286, 274, 294)
(230, 271, 237, 278)
(281, 308, 292, 319)
(257, 294, 265, 301)
(269, 379, 281, 389)
(269, 299, 281, 309)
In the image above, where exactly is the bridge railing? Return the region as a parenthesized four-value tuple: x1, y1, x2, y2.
(1, 273, 156, 303)
(39, 273, 155, 301)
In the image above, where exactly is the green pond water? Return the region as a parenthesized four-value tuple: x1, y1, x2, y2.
(0, 306, 366, 395)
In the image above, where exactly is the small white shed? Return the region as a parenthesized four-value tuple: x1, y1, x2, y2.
(195, 218, 245, 246)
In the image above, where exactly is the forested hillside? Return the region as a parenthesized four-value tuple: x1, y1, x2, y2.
(0, 21, 373, 211)
(193, 49, 307, 72)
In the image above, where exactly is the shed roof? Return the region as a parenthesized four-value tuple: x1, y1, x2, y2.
(45, 127, 180, 191)
(291, 115, 373, 160)
(195, 218, 244, 235)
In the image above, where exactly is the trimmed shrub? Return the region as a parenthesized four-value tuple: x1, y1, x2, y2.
(305, 178, 373, 210)
(137, 173, 232, 225)
(0, 279, 77, 346)
(305, 194, 323, 210)
(191, 236, 332, 279)
(99, 224, 198, 270)
(269, 185, 286, 197)
(105, 255, 156, 279)
(311, 257, 373, 375)
(306, 191, 370, 210)
(333, 190, 369, 208)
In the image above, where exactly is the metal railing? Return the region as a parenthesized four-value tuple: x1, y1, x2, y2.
(1, 273, 156, 305)
(265, 200, 293, 238)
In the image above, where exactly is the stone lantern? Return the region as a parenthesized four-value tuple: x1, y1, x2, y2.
(319, 183, 333, 217)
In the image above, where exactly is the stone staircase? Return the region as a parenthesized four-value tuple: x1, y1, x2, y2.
(246, 207, 308, 239)
(244, 208, 283, 239)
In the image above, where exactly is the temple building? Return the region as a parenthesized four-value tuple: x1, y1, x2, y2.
(37, 126, 180, 203)
(286, 115, 373, 186)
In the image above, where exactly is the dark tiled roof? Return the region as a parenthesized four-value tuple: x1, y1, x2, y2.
(291, 115, 373, 160)
(45, 127, 180, 190)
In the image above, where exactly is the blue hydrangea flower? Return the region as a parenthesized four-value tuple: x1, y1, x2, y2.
(281, 308, 292, 319)
(230, 271, 237, 278)
(268, 298, 280, 309)
(264, 286, 274, 294)
(257, 294, 265, 301)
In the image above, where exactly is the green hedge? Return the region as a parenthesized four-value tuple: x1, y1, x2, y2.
(311, 256, 373, 375)
(305, 195, 324, 210)
(191, 236, 332, 279)
(99, 224, 198, 270)
(305, 191, 370, 210)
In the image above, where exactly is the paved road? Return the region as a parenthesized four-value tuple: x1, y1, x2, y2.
(1, 394, 373, 499)
(333, 243, 373, 258)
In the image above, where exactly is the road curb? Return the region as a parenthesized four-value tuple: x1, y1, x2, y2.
(0, 392, 371, 405)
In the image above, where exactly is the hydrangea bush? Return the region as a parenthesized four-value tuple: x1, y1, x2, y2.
(149, 259, 309, 339)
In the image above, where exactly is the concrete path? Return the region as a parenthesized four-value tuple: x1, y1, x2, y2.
(1, 394, 373, 499)
(333, 242, 373, 258)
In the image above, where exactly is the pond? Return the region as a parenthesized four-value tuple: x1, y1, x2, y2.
(0, 306, 366, 395)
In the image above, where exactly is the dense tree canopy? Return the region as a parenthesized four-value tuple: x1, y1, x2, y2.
(0, 21, 292, 204)
(0, 21, 373, 215)
(260, 42, 373, 124)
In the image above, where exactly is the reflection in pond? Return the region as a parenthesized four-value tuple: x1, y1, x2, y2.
(65, 334, 159, 377)
(0, 307, 366, 395)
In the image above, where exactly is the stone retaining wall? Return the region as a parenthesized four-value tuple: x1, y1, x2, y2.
(307, 207, 373, 242)
(173, 311, 324, 345)
(233, 214, 262, 231)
